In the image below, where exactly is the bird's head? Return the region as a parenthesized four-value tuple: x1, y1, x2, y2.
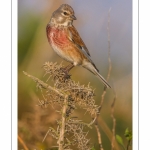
(50, 4, 77, 27)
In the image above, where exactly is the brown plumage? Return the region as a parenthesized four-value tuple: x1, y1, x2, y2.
(46, 4, 111, 88)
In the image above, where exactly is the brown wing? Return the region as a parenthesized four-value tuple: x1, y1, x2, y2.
(68, 25, 91, 56)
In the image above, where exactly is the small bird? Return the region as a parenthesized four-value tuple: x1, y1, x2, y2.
(46, 4, 111, 88)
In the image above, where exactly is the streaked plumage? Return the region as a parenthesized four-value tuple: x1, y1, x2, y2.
(46, 4, 111, 88)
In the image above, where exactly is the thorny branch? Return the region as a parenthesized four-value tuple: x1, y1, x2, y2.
(23, 71, 65, 98)
(57, 96, 68, 150)
(23, 62, 100, 150)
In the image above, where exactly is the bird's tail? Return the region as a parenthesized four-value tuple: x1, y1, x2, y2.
(94, 69, 111, 88)
(83, 61, 111, 88)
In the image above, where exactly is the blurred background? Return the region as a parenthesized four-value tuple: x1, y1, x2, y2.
(18, 0, 132, 149)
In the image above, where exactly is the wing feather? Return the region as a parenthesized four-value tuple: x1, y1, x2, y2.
(68, 25, 91, 56)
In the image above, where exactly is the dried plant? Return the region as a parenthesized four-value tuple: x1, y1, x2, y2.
(23, 62, 100, 150)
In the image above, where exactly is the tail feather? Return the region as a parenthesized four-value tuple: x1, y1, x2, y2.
(95, 70, 111, 88)
(83, 61, 111, 88)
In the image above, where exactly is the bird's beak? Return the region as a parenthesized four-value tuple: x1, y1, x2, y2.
(71, 15, 77, 20)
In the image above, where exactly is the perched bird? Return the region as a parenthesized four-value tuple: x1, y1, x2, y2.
(46, 4, 111, 88)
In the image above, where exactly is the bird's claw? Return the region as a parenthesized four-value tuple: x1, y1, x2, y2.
(60, 67, 71, 79)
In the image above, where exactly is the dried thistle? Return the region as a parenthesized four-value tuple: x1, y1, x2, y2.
(23, 62, 99, 150)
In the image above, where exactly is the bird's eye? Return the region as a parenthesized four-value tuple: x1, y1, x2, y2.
(63, 12, 68, 15)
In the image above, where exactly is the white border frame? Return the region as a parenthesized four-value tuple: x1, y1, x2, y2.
(12, 0, 18, 149)
(133, 0, 138, 149)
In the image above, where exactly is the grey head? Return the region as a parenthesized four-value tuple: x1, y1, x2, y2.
(50, 4, 77, 26)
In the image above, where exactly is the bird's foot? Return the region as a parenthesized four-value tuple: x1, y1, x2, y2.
(60, 67, 71, 79)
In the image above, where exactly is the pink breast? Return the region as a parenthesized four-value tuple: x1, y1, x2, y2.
(47, 26, 69, 48)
